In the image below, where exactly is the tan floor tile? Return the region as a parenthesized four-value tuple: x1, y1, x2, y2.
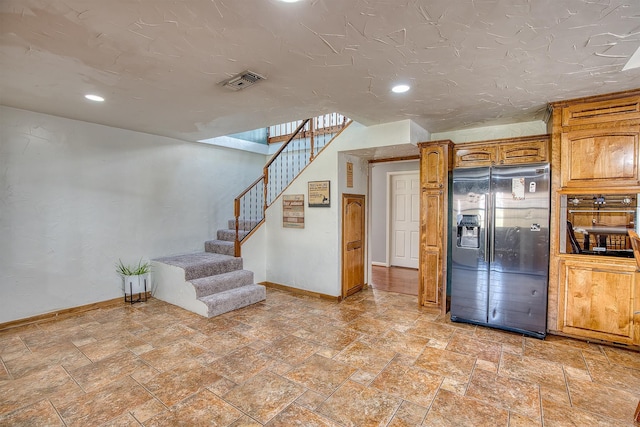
(293, 324, 360, 351)
(414, 346, 476, 382)
(523, 338, 586, 370)
(223, 370, 305, 424)
(423, 389, 509, 426)
(209, 346, 270, 383)
(387, 400, 427, 427)
(77, 333, 150, 361)
(475, 359, 498, 373)
(67, 350, 149, 392)
(542, 398, 629, 427)
(446, 333, 502, 364)
(0, 335, 31, 362)
(508, 412, 541, 427)
(265, 403, 340, 426)
(101, 412, 141, 426)
(405, 319, 457, 341)
(584, 355, 640, 395)
(317, 380, 401, 426)
(132, 323, 198, 348)
(333, 340, 397, 373)
(129, 398, 166, 424)
(284, 353, 356, 396)
(466, 369, 541, 421)
(473, 326, 524, 348)
(602, 345, 640, 370)
(498, 352, 567, 399)
(345, 315, 391, 336)
(190, 329, 255, 356)
(141, 363, 222, 406)
(567, 376, 639, 422)
(260, 334, 320, 365)
(350, 369, 378, 385)
(295, 389, 328, 410)
(374, 329, 430, 357)
(229, 415, 263, 427)
(440, 377, 467, 395)
(4, 342, 90, 379)
(0, 365, 80, 416)
(145, 389, 243, 426)
(55, 376, 154, 427)
(139, 339, 208, 371)
(370, 361, 442, 407)
(0, 399, 64, 426)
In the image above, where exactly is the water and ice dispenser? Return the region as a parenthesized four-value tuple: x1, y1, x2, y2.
(456, 214, 481, 248)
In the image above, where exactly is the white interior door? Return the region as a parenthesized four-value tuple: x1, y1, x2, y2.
(390, 172, 420, 269)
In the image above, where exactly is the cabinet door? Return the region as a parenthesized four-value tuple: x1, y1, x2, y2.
(561, 96, 640, 127)
(560, 259, 638, 344)
(561, 126, 639, 188)
(421, 145, 446, 189)
(453, 145, 497, 168)
(420, 190, 442, 305)
(498, 138, 548, 165)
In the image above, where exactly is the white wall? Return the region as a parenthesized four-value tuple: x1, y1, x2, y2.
(430, 120, 547, 143)
(0, 107, 265, 323)
(263, 120, 417, 297)
(369, 160, 420, 265)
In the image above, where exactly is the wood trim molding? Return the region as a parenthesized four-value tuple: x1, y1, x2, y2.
(0, 295, 143, 332)
(368, 155, 420, 164)
(261, 281, 342, 302)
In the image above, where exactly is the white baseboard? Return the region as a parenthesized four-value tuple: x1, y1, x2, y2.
(371, 261, 389, 267)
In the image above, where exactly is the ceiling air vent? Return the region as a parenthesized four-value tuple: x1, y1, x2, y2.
(221, 70, 265, 91)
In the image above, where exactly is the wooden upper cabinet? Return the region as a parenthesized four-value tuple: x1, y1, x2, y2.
(560, 126, 639, 188)
(421, 144, 446, 189)
(453, 145, 497, 168)
(498, 137, 548, 165)
(561, 95, 640, 127)
(453, 135, 549, 168)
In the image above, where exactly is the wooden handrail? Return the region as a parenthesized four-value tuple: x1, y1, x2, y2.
(233, 115, 350, 257)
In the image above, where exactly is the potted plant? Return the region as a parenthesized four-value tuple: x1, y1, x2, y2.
(116, 259, 151, 303)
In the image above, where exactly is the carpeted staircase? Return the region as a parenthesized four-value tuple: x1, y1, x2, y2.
(151, 220, 265, 318)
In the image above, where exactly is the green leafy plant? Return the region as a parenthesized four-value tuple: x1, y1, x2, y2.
(116, 259, 151, 276)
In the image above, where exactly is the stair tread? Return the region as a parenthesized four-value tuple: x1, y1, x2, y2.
(190, 269, 252, 285)
(154, 252, 237, 268)
(204, 239, 233, 245)
(198, 284, 265, 303)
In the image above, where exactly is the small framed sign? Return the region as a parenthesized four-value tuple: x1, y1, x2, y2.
(308, 180, 330, 207)
(283, 194, 304, 228)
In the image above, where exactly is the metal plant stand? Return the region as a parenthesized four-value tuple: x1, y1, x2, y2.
(124, 276, 148, 304)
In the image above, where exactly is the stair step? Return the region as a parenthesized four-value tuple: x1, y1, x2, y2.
(199, 284, 266, 317)
(228, 219, 260, 230)
(217, 229, 248, 242)
(153, 252, 242, 281)
(204, 239, 235, 256)
(190, 270, 254, 298)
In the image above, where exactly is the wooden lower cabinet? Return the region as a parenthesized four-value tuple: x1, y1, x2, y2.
(558, 257, 639, 345)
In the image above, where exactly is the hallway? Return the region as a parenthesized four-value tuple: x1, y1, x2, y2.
(370, 265, 419, 296)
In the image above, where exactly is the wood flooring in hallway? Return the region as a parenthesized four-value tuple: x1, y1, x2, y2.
(370, 265, 419, 296)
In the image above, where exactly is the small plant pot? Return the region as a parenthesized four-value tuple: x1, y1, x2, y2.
(123, 275, 145, 295)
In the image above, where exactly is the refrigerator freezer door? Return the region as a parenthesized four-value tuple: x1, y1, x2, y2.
(450, 167, 490, 324)
(489, 164, 550, 336)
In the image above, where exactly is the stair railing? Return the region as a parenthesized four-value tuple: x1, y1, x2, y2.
(233, 113, 350, 256)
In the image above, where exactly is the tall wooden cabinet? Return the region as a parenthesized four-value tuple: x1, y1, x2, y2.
(548, 89, 640, 346)
(418, 140, 452, 310)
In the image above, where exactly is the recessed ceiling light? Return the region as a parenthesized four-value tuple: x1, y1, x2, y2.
(85, 94, 105, 102)
(391, 84, 410, 93)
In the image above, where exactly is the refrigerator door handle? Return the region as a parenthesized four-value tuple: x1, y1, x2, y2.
(484, 192, 490, 263)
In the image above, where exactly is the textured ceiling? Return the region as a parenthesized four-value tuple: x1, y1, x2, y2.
(1, 0, 640, 142)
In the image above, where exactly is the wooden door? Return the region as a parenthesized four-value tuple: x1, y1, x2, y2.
(390, 173, 420, 269)
(342, 194, 365, 298)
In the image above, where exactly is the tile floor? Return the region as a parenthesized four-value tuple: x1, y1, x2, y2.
(0, 287, 639, 426)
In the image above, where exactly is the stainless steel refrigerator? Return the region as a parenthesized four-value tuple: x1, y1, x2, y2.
(450, 163, 550, 338)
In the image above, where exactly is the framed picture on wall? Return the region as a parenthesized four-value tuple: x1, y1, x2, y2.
(308, 180, 330, 207)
